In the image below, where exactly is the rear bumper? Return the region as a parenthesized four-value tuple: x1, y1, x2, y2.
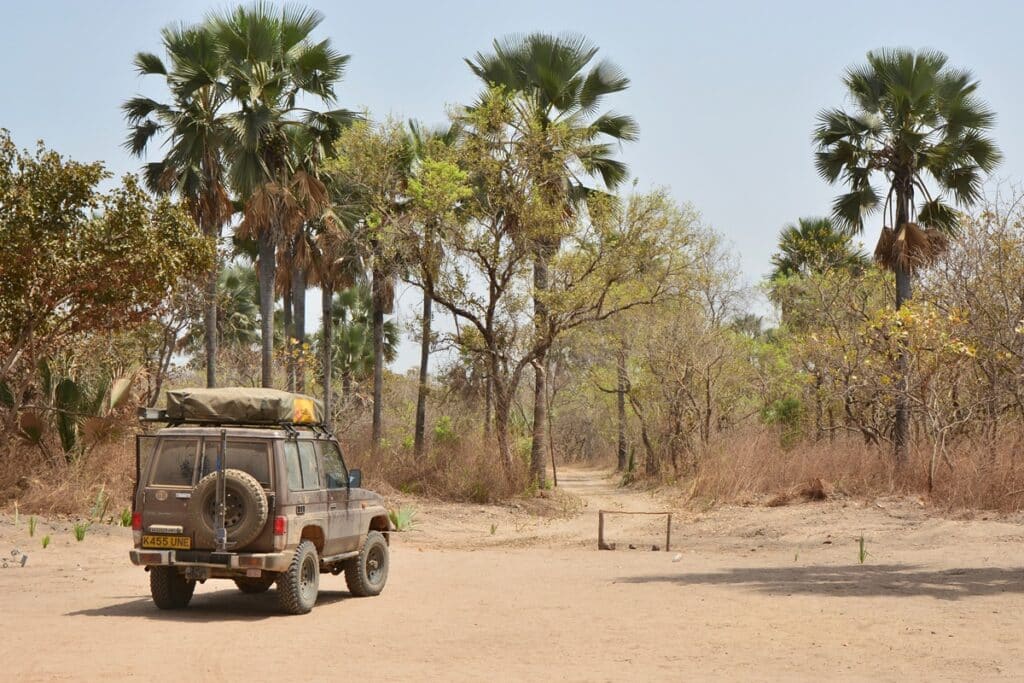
(129, 548, 292, 572)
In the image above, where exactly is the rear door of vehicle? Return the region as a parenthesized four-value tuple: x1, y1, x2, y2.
(139, 436, 200, 548)
(196, 438, 276, 551)
(319, 440, 361, 553)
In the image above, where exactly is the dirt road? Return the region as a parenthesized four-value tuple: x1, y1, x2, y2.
(2, 467, 1023, 681)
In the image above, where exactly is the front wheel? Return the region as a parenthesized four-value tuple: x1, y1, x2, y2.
(277, 540, 319, 614)
(345, 531, 389, 597)
(150, 566, 196, 609)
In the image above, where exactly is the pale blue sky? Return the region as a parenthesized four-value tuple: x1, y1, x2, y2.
(3, 0, 1022, 369)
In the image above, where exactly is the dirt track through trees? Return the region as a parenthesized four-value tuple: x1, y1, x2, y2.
(2, 466, 1024, 681)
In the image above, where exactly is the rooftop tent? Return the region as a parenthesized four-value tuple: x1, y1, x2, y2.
(164, 387, 325, 425)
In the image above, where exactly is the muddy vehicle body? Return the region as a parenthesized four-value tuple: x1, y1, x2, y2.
(129, 388, 391, 614)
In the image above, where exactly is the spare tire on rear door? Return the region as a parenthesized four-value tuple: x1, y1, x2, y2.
(188, 469, 268, 549)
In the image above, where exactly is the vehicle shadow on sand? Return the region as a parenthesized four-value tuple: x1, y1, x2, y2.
(616, 564, 1024, 601)
(66, 588, 353, 621)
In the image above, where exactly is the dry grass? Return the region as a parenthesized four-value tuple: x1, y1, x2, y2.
(685, 427, 1024, 512)
(344, 430, 528, 504)
(0, 435, 135, 516)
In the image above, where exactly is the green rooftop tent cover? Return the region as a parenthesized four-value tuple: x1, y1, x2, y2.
(165, 387, 325, 425)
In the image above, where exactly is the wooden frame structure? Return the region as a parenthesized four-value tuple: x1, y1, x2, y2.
(597, 509, 672, 551)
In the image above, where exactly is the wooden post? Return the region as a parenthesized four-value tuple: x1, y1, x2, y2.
(666, 513, 672, 552)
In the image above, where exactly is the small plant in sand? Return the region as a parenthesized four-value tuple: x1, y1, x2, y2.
(388, 506, 418, 532)
(28, 516, 37, 537)
(490, 523, 497, 536)
(120, 508, 132, 527)
(858, 535, 869, 564)
(42, 535, 51, 549)
(73, 522, 89, 542)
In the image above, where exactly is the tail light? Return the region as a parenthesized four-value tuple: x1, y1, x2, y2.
(273, 516, 287, 551)
(132, 511, 143, 546)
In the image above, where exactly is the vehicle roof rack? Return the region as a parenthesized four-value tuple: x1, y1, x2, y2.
(137, 407, 325, 431)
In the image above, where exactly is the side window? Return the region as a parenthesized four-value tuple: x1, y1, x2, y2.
(284, 441, 321, 491)
(150, 439, 198, 486)
(298, 441, 321, 490)
(319, 441, 348, 489)
(284, 442, 304, 491)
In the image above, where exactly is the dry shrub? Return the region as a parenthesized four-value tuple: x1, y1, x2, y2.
(344, 430, 527, 504)
(0, 434, 136, 516)
(686, 426, 1024, 512)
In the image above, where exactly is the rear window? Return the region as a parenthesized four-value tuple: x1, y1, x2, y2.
(199, 440, 272, 488)
(150, 439, 199, 486)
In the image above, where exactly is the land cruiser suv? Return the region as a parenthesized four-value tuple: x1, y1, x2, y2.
(129, 387, 391, 615)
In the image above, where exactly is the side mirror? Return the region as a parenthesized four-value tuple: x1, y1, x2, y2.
(348, 469, 362, 489)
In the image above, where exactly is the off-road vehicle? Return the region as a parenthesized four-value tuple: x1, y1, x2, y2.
(129, 387, 391, 615)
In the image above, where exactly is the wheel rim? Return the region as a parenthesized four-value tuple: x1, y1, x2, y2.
(366, 545, 386, 586)
(206, 489, 244, 531)
(299, 553, 318, 602)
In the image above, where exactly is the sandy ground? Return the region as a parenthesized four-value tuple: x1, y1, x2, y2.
(1, 466, 1023, 681)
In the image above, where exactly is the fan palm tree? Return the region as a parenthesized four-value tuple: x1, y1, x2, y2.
(814, 48, 1001, 461)
(466, 33, 638, 484)
(769, 217, 869, 282)
(123, 24, 233, 389)
(206, 3, 355, 388)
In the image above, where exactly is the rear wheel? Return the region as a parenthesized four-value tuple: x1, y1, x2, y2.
(150, 566, 196, 609)
(233, 574, 276, 594)
(345, 531, 389, 597)
(277, 540, 319, 614)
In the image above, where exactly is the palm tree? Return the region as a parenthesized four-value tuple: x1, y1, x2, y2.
(314, 285, 398, 402)
(769, 217, 868, 281)
(311, 219, 363, 425)
(206, 3, 354, 388)
(467, 33, 638, 484)
(814, 48, 1001, 461)
(123, 24, 233, 389)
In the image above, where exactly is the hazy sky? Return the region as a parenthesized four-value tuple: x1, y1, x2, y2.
(3, 0, 1023, 370)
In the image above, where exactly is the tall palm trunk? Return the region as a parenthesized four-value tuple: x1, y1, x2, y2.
(282, 279, 293, 391)
(292, 262, 307, 393)
(321, 281, 333, 429)
(204, 257, 219, 389)
(529, 252, 550, 487)
(371, 260, 385, 454)
(413, 288, 432, 457)
(893, 181, 912, 463)
(257, 230, 276, 389)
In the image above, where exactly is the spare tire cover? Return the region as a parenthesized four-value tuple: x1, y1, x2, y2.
(188, 469, 269, 550)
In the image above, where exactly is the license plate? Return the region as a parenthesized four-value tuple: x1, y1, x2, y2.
(142, 535, 191, 549)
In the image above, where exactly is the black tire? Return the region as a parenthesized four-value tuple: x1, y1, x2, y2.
(277, 540, 319, 614)
(150, 566, 196, 609)
(188, 468, 268, 550)
(345, 531, 389, 597)
(233, 574, 277, 594)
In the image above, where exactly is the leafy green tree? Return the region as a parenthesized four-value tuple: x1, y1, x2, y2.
(406, 121, 469, 457)
(327, 119, 414, 452)
(466, 33, 638, 484)
(814, 48, 1001, 461)
(0, 131, 214, 394)
(124, 24, 233, 389)
(207, 3, 354, 388)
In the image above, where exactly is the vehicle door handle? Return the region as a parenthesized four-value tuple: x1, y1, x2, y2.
(329, 503, 338, 510)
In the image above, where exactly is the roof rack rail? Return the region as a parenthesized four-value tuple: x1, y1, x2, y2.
(137, 407, 323, 430)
